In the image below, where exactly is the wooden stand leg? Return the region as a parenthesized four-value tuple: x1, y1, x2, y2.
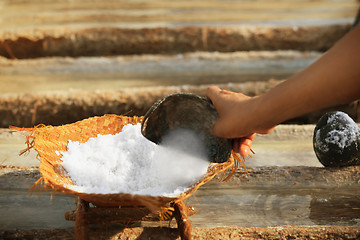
(75, 198, 89, 240)
(173, 201, 192, 240)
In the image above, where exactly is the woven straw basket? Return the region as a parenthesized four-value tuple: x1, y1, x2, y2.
(12, 115, 243, 211)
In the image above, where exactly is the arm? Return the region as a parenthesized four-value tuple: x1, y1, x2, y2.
(258, 24, 360, 131)
(206, 24, 360, 157)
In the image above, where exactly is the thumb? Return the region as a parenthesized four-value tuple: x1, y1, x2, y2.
(205, 86, 221, 105)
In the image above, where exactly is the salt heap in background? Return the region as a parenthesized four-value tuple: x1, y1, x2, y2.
(60, 123, 209, 197)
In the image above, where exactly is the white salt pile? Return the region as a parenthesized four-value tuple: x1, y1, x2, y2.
(60, 124, 209, 197)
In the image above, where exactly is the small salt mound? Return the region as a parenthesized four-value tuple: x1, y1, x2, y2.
(324, 112, 359, 149)
(314, 111, 360, 152)
(60, 123, 209, 197)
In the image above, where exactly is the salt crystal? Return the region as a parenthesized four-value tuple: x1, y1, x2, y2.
(60, 123, 209, 197)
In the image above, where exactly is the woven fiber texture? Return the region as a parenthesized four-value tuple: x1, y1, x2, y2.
(11, 115, 242, 211)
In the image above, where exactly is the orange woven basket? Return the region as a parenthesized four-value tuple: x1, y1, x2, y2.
(12, 115, 243, 211)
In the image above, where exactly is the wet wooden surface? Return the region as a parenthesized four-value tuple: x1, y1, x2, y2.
(2, 166, 360, 187)
(1, 82, 358, 128)
(0, 0, 358, 58)
(1, 166, 360, 232)
(0, 25, 351, 58)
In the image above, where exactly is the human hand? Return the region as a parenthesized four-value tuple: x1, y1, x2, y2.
(206, 86, 274, 157)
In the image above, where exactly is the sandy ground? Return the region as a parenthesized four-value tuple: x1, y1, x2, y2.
(1, 225, 360, 239)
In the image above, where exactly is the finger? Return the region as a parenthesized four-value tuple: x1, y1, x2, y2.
(232, 138, 251, 157)
(239, 144, 251, 158)
(205, 86, 221, 101)
(238, 134, 256, 158)
(219, 89, 233, 95)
